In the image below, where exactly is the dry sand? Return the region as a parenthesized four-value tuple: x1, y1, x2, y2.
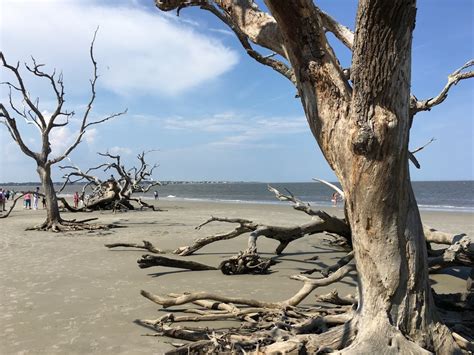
(0, 199, 472, 354)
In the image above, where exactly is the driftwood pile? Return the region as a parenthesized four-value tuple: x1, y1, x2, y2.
(104, 185, 473, 354)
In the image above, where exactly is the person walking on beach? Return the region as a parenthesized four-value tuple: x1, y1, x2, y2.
(331, 192, 340, 206)
(154, 191, 159, 200)
(33, 187, 40, 210)
(73, 191, 80, 209)
(24, 192, 31, 209)
(0, 189, 6, 211)
(42, 196, 46, 209)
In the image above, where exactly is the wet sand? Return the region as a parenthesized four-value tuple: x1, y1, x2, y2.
(0, 200, 472, 354)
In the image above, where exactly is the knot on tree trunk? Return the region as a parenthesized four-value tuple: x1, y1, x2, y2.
(352, 125, 376, 155)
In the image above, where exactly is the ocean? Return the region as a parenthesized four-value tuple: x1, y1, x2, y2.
(2, 181, 473, 213)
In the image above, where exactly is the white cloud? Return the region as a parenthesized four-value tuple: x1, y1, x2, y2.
(1, 0, 238, 97)
(84, 128, 98, 144)
(50, 126, 74, 155)
(109, 146, 132, 155)
(156, 113, 308, 148)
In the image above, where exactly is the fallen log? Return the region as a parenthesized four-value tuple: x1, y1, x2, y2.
(137, 255, 217, 271)
(105, 240, 163, 254)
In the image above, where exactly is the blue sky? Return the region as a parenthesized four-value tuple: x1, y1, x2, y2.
(0, 0, 473, 182)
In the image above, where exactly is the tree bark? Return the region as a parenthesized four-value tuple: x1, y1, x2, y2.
(38, 164, 62, 227)
(265, 0, 457, 353)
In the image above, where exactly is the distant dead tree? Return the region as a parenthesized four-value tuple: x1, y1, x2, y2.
(59, 151, 161, 211)
(0, 30, 126, 231)
(136, 1, 474, 353)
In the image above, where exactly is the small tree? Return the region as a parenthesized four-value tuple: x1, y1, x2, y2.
(0, 32, 126, 231)
(150, 1, 474, 353)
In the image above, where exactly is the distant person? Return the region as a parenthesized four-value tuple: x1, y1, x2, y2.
(24, 192, 32, 209)
(331, 192, 340, 206)
(73, 191, 80, 209)
(0, 189, 5, 211)
(5, 190, 10, 201)
(33, 187, 40, 210)
(42, 196, 46, 209)
(154, 191, 159, 200)
(109, 174, 115, 182)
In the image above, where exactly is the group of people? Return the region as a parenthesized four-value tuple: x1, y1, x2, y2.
(22, 187, 45, 210)
(0, 187, 46, 212)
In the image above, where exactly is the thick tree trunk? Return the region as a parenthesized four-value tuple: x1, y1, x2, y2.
(265, 0, 459, 353)
(341, 2, 457, 353)
(37, 164, 62, 227)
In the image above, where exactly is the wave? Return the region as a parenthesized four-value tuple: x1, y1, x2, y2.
(139, 195, 474, 213)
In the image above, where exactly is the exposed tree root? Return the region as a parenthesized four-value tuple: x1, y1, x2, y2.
(25, 218, 121, 232)
(105, 240, 164, 253)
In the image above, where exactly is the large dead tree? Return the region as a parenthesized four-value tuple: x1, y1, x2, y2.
(59, 151, 161, 211)
(147, 1, 474, 353)
(0, 32, 126, 231)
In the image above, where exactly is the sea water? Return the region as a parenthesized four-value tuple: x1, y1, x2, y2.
(2, 181, 473, 213)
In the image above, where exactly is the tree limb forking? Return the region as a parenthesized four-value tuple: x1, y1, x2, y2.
(1, 29, 126, 168)
(156, 0, 286, 57)
(47, 28, 127, 166)
(412, 60, 474, 114)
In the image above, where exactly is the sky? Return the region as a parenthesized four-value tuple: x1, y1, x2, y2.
(0, 0, 473, 183)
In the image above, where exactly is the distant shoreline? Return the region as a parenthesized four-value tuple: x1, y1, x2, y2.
(2, 181, 473, 214)
(1, 180, 474, 186)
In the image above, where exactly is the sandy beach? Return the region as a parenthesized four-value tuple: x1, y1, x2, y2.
(0, 199, 472, 354)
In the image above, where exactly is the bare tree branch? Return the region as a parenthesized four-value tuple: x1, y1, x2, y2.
(47, 29, 127, 166)
(156, 0, 286, 57)
(312, 178, 345, 199)
(408, 138, 436, 169)
(0, 103, 39, 160)
(316, 6, 354, 50)
(162, 1, 294, 83)
(0, 52, 47, 128)
(413, 60, 474, 114)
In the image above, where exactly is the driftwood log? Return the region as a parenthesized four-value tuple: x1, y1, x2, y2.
(59, 151, 161, 212)
(105, 240, 164, 254)
(136, 251, 275, 275)
(172, 185, 351, 257)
